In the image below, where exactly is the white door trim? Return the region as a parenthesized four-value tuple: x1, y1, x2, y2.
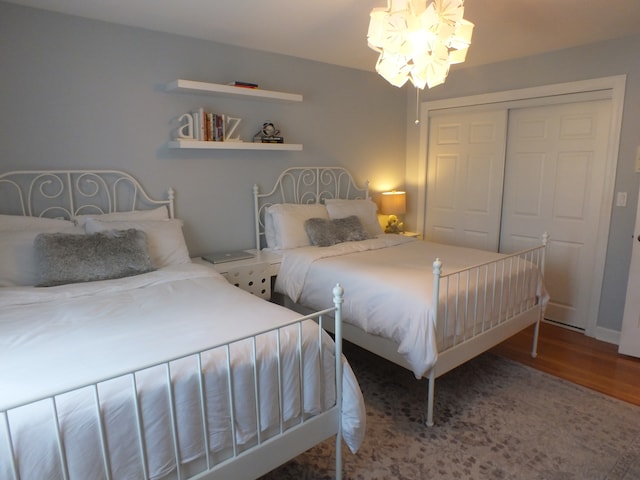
(416, 75, 626, 337)
(619, 184, 640, 356)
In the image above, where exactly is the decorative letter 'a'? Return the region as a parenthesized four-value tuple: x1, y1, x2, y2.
(176, 113, 194, 139)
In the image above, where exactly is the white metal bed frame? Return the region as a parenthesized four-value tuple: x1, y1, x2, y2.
(0, 169, 348, 480)
(254, 166, 548, 427)
(0, 170, 175, 220)
(253, 166, 370, 251)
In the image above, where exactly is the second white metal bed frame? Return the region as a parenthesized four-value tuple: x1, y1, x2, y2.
(253, 166, 548, 427)
(0, 169, 348, 480)
(1, 290, 346, 480)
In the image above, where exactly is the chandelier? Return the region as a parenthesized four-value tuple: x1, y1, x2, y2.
(367, 0, 474, 90)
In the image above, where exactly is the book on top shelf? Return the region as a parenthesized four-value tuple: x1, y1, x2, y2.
(227, 81, 258, 88)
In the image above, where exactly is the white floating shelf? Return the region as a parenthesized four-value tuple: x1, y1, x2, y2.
(168, 139, 303, 151)
(165, 79, 303, 103)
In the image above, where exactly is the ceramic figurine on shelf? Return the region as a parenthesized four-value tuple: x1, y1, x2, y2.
(253, 122, 284, 143)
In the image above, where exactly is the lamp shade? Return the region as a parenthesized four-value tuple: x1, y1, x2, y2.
(380, 191, 407, 215)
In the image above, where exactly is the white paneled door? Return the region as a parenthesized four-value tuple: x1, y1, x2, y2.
(425, 110, 507, 251)
(619, 186, 640, 358)
(500, 100, 611, 330)
(425, 99, 612, 330)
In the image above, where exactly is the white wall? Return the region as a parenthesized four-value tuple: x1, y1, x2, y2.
(0, 1, 407, 255)
(405, 34, 640, 334)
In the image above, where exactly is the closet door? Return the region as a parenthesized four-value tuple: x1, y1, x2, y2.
(499, 100, 612, 330)
(425, 109, 508, 251)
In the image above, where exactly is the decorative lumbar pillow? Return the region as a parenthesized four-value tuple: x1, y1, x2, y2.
(304, 218, 339, 247)
(304, 215, 371, 247)
(332, 215, 372, 242)
(34, 229, 155, 287)
(324, 199, 383, 237)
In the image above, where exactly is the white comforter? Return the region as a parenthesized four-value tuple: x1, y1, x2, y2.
(275, 236, 546, 379)
(0, 264, 365, 480)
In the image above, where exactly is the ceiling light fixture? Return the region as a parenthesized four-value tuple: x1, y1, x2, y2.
(367, 0, 473, 122)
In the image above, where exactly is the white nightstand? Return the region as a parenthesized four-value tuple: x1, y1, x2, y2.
(192, 249, 282, 300)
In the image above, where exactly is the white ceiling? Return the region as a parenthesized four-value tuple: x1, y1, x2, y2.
(6, 0, 640, 72)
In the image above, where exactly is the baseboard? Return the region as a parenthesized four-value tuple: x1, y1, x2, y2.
(543, 319, 620, 346)
(594, 326, 620, 345)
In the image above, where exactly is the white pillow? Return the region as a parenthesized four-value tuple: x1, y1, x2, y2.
(324, 199, 383, 237)
(84, 218, 190, 268)
(0, 214, 75, 232)
(0, 226, 84, 286)
(265, 203, 329, 250)
(73, 206, 169, 227)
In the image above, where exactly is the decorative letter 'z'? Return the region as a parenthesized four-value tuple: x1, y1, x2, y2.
(225, 116, 242, 141)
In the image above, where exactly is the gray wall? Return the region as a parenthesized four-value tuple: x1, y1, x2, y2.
(0, 1, 406, 256)
(2, 1, 637, 336)
(405, 34, 640, 335)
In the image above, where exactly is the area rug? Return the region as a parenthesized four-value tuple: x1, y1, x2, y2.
(260, 342, 640, 480)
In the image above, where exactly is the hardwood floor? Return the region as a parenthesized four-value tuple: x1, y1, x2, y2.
(491, 320, 640, 407)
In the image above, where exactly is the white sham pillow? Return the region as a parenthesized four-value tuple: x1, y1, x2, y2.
(265, 203, 329, 250)
(84, 218, 190, 268)
(0, 214, 75, 232)
(0, 226, 84, 287)
(324, 199, 383, 237)
(73, 206, 169, 227)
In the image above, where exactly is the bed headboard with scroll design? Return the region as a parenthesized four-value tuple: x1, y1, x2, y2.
(0, 170, 175, 219)
(253, 166, 369, 250)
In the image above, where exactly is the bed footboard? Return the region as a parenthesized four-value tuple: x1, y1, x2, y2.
(426, 235, 548, 426)
(1, 286, 346, 480)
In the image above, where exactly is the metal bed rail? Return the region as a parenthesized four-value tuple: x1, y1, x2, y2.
(433, 235, 548, 351)
(425, 236, 548, 427)
(1, 285, 345, 480)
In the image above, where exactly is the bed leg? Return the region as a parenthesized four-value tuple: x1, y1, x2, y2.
(426, 370, 435, 427)
(531, 316, 541, 358)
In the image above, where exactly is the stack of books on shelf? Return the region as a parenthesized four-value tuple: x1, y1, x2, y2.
(192, 107, 225, 142)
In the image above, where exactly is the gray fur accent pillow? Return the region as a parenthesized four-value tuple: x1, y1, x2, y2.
(304, 215, 371, 247)
(34, 229, 155, 287)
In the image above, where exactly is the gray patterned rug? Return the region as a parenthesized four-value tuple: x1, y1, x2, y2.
(260, 342, 640, 480)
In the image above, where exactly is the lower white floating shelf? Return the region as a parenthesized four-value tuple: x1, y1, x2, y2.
(168, 139, 303, 151)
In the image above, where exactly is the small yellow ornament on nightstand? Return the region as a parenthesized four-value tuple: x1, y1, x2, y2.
(384, 214, 404, 234)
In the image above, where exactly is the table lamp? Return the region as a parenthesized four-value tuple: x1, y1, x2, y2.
(380, 190, 406, 233)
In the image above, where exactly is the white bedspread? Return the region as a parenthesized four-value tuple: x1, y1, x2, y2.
(0, 264, 365, 479)
(275, 236, 546, 379)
